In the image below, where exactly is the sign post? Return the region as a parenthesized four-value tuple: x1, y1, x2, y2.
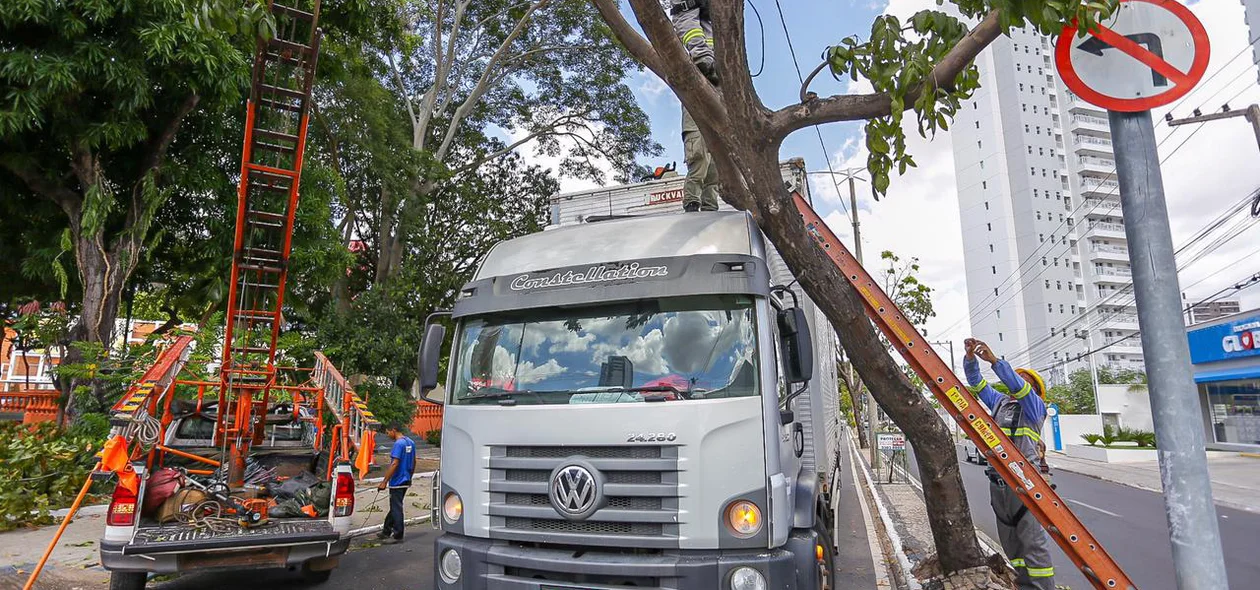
(1057, 1, 1227, 587)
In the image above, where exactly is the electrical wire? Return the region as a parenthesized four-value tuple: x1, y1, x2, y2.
(1168, 32, 1260, 115)
(746, 0, 765, 77)
(771, 0, 847, 215)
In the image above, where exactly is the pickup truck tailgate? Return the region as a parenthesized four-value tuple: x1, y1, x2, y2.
(123, 520, 339, 555)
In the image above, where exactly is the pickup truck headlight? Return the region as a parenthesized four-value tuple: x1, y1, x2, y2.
(442, 492, 463, 524)
(440, 549, 463, 583)
(724, 500, 762, 538)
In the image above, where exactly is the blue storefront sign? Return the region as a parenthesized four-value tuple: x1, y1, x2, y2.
(1187, 315, 1260, 365)
(1048, 403, 1062, 452)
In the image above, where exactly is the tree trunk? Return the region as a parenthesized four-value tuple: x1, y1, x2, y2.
(61, 232, 132, 416)
(838, 365, 869, 448)
(740, 150, 988, 572)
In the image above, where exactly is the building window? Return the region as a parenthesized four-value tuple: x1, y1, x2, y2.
(1028, 146, 1034, 155)
(1057, 281, 1062, 290)
(989, 244, 995, 252)
(1037, 211, 1042, 220)
(1036, 126, 1042, 134)
(985, 201, 990, 210)
(997, 309, 1002, 318)
(1048, 303, 1054, 312)
(1034, 189, 1039, 198)
(992, 266, 997, 274)
(1054, 257, 1059, 266)
(1039, 147, 1044, 156)
(977, 140, 982, 149)
(1071, 305, 1077, 314)
(1022, 103, 1027, 112)
(1045, 279, 1051, 289)
(975, 121, 980, 129)
(1025, 124, 1031, 133)
(1031, 166, 1036, 176)
(980, 160, 985, 169)
(1039, 233, 1044, 242)
(987, 222, 992, 231)
(1020, 83, 1025, 92)
(999, 333, 1004, 342)
(1060, 304, 1065, 313)
(1042, 256, 1048, 266)
(994, 288, 999, 296)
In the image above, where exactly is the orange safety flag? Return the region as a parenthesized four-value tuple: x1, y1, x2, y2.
(99, 435, 140, 495)
(353, 429, 375, 479)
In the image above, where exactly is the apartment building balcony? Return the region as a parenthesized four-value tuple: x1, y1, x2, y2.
(1095, 266, 1134, 284)
(1070, 113, 1111, 135)
(1076, 155, 1115, 175)
(1073, 134, 1114, 157)
(1099, 312, 1140, 330)
(1081, 178, 1120, 197)
(1089, 243, 1130, 262)
(1103, 336, 1144, 355)
(1083, 196, 1122, 217)
(1084, 221, 1126, 239)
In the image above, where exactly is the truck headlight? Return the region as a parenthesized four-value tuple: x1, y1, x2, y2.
(443, 492, 463, 524)
(724, 500, 762, 538)
(729, 566, 766, 590)
(439, 549, 463, 583)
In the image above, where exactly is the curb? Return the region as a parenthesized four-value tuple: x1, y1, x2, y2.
(1044, 458, 1259, 514)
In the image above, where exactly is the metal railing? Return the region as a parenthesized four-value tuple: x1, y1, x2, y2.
(1074, 135, 1113, 147)
(1088, 222, 1125, 233)
(1078, 155, 1115, 169)
(1091, 244, 1129, 255)
(1072, 114, 1109, 127)
(1096, 267, 1134, 278)
(1082, 179, 1120, 193)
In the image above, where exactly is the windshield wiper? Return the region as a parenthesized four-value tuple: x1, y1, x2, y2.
(462, 387, 555, 404)
(611, 385, 693, 400)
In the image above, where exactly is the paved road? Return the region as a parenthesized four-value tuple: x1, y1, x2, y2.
(907, 446, 1260, 590)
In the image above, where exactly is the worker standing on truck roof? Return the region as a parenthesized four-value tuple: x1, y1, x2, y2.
(963, 338, 1055, 590)
(376, 423, 416, 544)
(671, 0, 720, 212)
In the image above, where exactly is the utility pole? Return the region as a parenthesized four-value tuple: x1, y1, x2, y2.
(1166, 104, 1260, 152)
(1112, 109, 1228, 589)
(836, 166, 882, 468)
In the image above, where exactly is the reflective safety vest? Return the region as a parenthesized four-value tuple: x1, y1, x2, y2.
(968, 379, 1043, 461)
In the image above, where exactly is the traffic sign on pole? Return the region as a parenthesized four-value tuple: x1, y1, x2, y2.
(1056, 0, 1210, 112)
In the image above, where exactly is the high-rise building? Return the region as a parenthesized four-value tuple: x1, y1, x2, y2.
(1244, 0, 1260, 83)
(950, 28, 1143, 385)
(1186, 298, 1242, 325)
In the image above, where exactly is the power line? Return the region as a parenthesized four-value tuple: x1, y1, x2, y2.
(1169, 32, 1260, 115)
(746, 0, 765, 77)
(771, 0, 849, 217)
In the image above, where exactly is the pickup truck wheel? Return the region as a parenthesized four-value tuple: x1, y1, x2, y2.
(301, 562, 333, 584)
(109, 571, 147, 590)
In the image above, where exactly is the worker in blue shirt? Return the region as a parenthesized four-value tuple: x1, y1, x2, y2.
(376, 422, 416, 544)
(964, 338, 1054, 590)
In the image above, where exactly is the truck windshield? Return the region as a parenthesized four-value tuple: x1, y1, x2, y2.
(451, 296, 759, 405)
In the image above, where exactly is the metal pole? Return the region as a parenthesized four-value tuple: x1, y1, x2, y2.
(1110, 109, 1228, 590)
(849, 175, 880, 469)
(1246, 105, 1260, 152)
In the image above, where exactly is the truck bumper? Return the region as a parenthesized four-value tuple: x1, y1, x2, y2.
(100, 538, 350, 575)
(434, 530, 819, 590)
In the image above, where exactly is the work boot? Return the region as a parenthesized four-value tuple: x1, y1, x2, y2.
(696, 58, 720, 86)
(683, 202, 700, 212)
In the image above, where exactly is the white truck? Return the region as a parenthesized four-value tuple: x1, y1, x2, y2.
(418, 210, 842, 589)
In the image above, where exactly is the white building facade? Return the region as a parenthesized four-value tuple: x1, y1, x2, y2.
(950, 28, 1143, 385)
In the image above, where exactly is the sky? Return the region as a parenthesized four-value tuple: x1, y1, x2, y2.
(513, 0, 1260, 368)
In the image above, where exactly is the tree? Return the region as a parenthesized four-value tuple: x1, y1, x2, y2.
(345, 0, 659, 284)
(591, 0, 1115, 578)
(1046, 369, 1098, 415)
(0, 1, 273, 406)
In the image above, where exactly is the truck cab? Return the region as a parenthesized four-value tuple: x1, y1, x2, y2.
(420, 211, 840, 589)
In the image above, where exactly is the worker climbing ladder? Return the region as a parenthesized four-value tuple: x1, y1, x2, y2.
(791, 192, 1135, 589)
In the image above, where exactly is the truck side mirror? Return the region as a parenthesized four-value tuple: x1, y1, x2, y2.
(777, 307, 813, 384)
(417, 319, 448, 400)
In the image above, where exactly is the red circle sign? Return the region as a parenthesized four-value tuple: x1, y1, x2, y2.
(1056, 0, 1210, 112)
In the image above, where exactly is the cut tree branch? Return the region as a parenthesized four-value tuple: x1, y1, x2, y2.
(769, 10, 1002, 139)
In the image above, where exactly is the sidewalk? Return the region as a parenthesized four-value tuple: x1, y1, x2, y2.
(0, 474, 434, 588)
(1046, 450, 1260, 513)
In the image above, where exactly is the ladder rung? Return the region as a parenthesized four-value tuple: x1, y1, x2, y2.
(247, 210, 287, 222)
(271, 4, 315, 21)
(248, 166, 298, 180)
(252, 141, 297, 155)
(258, 83, 306, 101)
(247, 218, 285, 229)
(231, 346, 273, 354)
(242, 247, 283, 260)
(268, 38, 314, 58)
(255, 129, 300, 144)
(249, 181, 290, 194)
(234, 310, 278, 321)
(258, 97, 303, 113)
(237, 263, 284, 274)
(241, 281, 280, 289)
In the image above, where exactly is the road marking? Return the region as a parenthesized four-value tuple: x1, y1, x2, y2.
(1067, 499, 1123, 518)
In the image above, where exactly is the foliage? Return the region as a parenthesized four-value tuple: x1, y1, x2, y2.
(1082, 425, 1156, 448)
(881, 250, 935, 329)
(824, 0, 1118, 195)
(1046, 368, 1098, 414)
(1097, 366, 1147, 386)
(358, 380, 416, 435)
(425, 429, 442, 447)
(70, 412, 113, 441)
(0, 422, 102, 530)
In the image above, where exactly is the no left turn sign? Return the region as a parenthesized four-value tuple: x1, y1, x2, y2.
(1056, 0, 1210, 112)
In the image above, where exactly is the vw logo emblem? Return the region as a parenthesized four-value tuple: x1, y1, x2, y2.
(549, 464, 601, 519)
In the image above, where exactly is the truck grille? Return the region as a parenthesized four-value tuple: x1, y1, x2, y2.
(488, 444, 680, 548)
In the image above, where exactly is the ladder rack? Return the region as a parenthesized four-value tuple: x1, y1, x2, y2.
(791, 192, 1135, 589)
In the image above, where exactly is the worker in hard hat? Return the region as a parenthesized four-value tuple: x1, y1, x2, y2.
(964, 338, 1054, 590)
(670, 0, 720, 212)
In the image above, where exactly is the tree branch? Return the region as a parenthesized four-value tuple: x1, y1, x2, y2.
(589, 0, 664, 74)
(0, 161, 81, 217)
(769, 10, 1002, 139)
(623, 0, 726, 131)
